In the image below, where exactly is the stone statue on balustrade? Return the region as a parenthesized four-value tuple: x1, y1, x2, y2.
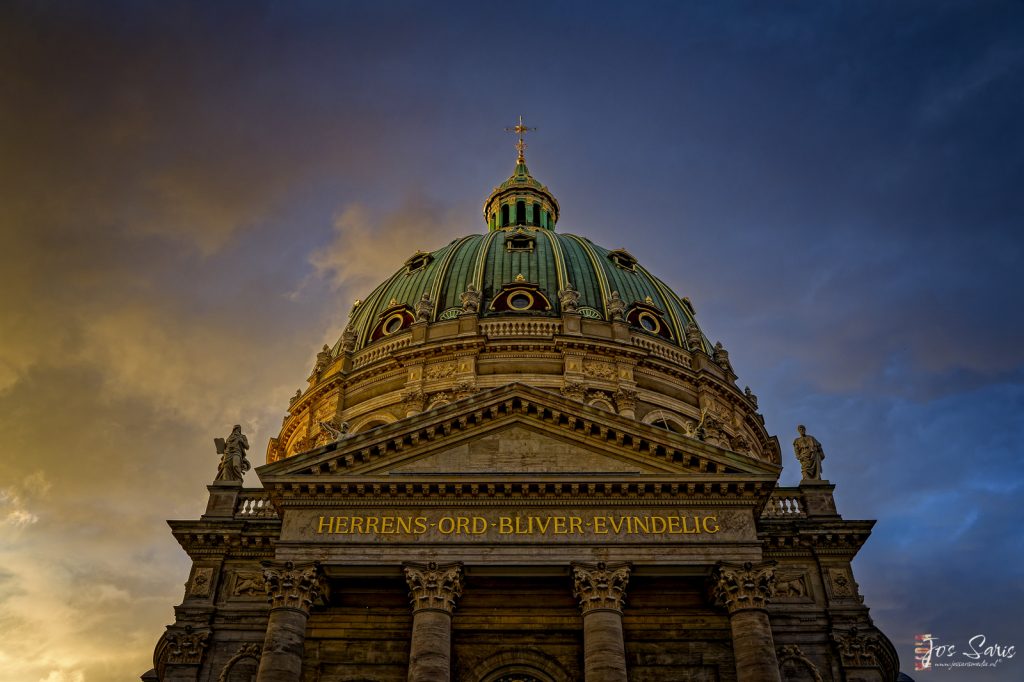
(460, 284, 481, 314)
(793, 424, 826, 481)
(558, 282, 580, 313)
(313, 344, 332, 375)
(416, 292, 433, 321)
(607, 290, 625, 321)
(214, 425, 251, 482)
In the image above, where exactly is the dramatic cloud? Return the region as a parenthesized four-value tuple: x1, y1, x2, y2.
(1, 2, 1021, 680)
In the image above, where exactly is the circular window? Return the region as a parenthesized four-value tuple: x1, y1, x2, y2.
(383, 314, 405, 335)
(508, 291, 533, 310)
(638, 311, 660, 332)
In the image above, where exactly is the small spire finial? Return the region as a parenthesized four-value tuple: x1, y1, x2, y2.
(505, 115, 536, 164)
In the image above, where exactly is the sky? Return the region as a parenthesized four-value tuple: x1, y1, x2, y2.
(0, 1, 1022, 680)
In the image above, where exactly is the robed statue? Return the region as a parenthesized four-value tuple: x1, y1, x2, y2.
(793, 424, 825, 480)
(215, 425, 251, 482)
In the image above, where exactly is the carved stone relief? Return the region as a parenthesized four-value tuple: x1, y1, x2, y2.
(188, 567, 214, 598)
(772, 570, 811, 601)
(425, 362, 457, 381)
(826, 567, 861, 602)
(231, 570, 266, 598)
(582, 360, 616, 381)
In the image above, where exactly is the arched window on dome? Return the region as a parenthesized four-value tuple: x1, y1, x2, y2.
(516, 200, 526, 225)
(532, 202, 541, 226)
(642, 410, 689, 434)
(501, 204, 510, 227)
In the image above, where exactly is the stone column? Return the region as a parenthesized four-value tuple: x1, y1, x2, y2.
(256, 561, 325, 682)
(403, 561, 464, 682)
(571, 561, 631, 682)
(711, 561, 781, 682)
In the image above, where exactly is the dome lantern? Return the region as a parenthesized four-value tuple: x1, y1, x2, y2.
(483, 116, 560, 231)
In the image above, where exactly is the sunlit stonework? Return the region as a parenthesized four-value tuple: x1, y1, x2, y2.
(145, 124, 898, 681)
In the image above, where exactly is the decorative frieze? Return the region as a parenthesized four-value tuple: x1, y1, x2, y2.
(583, 360, 616, 380)
(711, 560, 776, 613)
(262, 561, 325, 614)
(425, 362, 457, 381)
(571, 561, 631, 614)
(403, 561, 464, 614)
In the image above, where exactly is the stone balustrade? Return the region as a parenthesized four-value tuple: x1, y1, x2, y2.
(235, 491, 278, 519)
(761, 489, 806, 518)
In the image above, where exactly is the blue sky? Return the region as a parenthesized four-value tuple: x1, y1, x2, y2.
(0, 1, 1022, 679)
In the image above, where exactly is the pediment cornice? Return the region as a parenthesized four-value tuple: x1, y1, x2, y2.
(258, 383, 780, 483)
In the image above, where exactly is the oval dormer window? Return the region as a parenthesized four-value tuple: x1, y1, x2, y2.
(509, 292, 533, 310)
(384, 314, 405, 334)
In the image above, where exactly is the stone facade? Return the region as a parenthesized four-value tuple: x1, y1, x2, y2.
(144, 151, 897, 681)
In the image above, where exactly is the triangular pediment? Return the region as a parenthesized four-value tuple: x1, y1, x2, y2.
(257, 383, 779, 482)
(383, 422, 669, 475)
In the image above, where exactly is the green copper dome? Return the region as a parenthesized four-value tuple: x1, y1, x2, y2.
(332, 142, 709, 356)
(335, 227, 709, 355)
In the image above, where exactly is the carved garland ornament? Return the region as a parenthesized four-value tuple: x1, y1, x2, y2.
(571, 561, 631, 615)
(582, 360, 616, 380)
(262, 561, 325, 614)
(710, 560, 776, 614)
(403, 561, 464, 614)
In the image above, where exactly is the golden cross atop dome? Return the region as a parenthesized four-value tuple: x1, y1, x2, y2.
(505, 115, 536, 164)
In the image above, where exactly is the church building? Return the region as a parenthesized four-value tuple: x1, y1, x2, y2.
(145, 125, 899, 682)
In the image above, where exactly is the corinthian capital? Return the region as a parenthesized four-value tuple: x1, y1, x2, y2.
(164, 625, 210, 665)
(403, 561, 464, 614)
(710, 560, 776, 614)
(262, 560, 325, 614)
(571, 561, 631, 615)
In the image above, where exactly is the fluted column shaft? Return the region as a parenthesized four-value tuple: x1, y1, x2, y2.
(711, 561, 781, 682)
(404, 561, 464, 682)
(256, 561, 325, 682)
(572, 561, 631, 682)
